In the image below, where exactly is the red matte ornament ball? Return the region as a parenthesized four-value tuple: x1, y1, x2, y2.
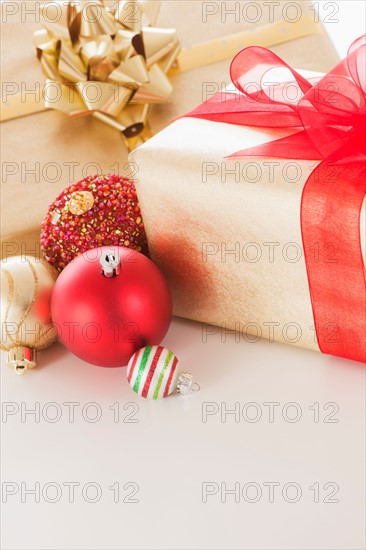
(51, 246, 172, 367)
(40, 174, 148, 272)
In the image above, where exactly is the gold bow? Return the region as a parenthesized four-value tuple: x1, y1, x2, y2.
(34, 0, 180, 150)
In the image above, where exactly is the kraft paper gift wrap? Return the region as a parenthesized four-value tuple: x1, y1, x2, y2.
(1, 0, 339, 255)
(130, 67, 366, 356)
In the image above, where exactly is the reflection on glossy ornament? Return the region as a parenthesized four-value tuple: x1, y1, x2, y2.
(51, 246, 172, 367)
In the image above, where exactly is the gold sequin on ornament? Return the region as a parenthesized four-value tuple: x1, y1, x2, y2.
(68, 191, 95, 215)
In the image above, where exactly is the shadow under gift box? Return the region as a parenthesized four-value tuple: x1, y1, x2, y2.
(130, 68, 366, 358)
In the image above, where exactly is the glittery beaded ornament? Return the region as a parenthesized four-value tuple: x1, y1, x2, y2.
(40, 175, 148, 271)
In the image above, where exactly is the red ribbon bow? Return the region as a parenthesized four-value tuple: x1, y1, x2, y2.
(186, 36, 366, 362)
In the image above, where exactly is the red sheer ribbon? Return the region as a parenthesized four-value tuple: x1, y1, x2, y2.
(185, 36, 366, 362)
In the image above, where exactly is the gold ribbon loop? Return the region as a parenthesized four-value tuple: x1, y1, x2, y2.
(142, 27, 179, 67)
(109, 55, 149, 86)
(78, 3, 117, 38)
(59, 42, 87, 82)
(133, 64, 173, 103)
(81, 35, 120, 81)
(44, 79, 85, 115)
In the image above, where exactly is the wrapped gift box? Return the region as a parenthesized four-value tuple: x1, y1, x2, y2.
(131, 47, 366, 361)
(1, 0, 339, 256)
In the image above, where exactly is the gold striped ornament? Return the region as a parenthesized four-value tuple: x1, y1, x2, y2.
(0, 256, 59, 374)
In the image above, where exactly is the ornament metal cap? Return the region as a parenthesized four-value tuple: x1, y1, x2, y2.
(100, 250, 121, 278)
(176, 372, 200, 395)
(7, 347, 36, 375)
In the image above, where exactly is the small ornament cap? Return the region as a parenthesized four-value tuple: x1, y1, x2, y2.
(176, 372, 200, 395)
(100, 250, 121, 278)
(7, 347, 36, 375)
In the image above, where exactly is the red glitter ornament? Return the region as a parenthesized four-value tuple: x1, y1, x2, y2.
(40, 175, 148, 271)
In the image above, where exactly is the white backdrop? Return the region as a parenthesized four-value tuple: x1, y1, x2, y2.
(1, 2, 365, 549)
(320, 0, 366, 56)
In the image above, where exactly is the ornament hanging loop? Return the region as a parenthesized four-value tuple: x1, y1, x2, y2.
(7, 347, 36, 375)
(176, 372, 200, 395)
(100, 250, 121, 278)
(15, 364, 27, 375)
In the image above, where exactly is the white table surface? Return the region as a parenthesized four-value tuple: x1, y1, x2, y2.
(1, 2, 365, 549)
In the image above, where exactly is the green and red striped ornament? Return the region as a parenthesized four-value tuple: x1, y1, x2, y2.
(127, 346, 179, 399)
(127, 345, 199, 400)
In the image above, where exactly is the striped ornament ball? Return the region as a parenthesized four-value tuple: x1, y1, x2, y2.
(127, 346, 179, 400)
